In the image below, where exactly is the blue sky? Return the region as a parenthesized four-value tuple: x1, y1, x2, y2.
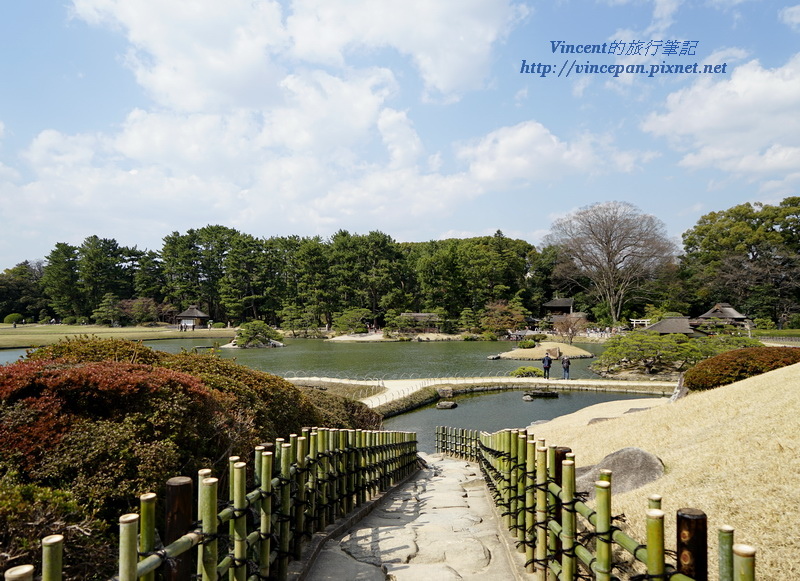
(1, 0, 799, 267)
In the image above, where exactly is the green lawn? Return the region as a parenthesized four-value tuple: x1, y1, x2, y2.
(0, 323, 236, 350)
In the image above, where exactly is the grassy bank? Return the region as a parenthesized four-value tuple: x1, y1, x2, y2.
(528, 361, 800, 578)
(0, 323, 236, 350)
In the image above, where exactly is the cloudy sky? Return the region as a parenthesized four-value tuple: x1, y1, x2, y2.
(1, 0, 799, 267)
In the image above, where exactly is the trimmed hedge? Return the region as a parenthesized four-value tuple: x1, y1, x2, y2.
(683, 346, 800, 391)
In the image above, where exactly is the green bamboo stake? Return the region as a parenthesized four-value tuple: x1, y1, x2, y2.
(196, 468, 212, 579)
(561, 459, 576, 580)
(508, 430, 518, 532)
(259, 451, 273, 578)
(595, 480, 612, 581)
(732, 544, 756, 581)
(337, 430, 347, 514)
(718, 525, 735, 581)
(118, 513, 140, 581)
(3, 565, 35, 581)
(646, 509, 666, 578)
(649, 494, 662, 510)
(278, 443, 293, 581)
(547, 445, 558, 568)
(232, 461, 247, 581)
(294, 436, 308, 559)
(516, 433, 527, 549)
(525, 439, 536, 574)
(227, 455, 240, 580)
(254, 445, 265, 486)
(534, 446, 548, 581)
(316, 429, 329, 529)
(139, 492, 157, 581)
(200, 477, 219, 581)
(41, 534, 64, 581)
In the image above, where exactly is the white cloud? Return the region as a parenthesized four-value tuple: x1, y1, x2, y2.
(377, 109, 424, 169)
(642, 54, 800, 176)
(286, 0, 528, 99)
(457, 121, 652, 185)
(780, 5, 800, 31)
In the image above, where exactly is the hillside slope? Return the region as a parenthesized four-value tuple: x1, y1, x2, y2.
(529, 361, 800, 577)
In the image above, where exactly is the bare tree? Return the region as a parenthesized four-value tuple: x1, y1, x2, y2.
(545, 201, 675, 325)
(553, 314, 587, 345)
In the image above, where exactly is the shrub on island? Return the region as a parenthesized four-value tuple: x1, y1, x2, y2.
(683, 346, 800, 391)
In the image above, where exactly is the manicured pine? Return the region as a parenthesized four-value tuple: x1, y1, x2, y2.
(41, 534, 64, 581)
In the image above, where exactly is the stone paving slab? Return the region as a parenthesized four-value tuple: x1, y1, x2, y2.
(305, 453, 520, 581)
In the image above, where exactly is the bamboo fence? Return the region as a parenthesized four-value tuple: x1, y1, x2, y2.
(435, 425, 757, 581)
(4, 428, 417, 581)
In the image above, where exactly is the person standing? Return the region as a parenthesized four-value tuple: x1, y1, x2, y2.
(561, 355, 571, 379)
(542, 354, 552, 379)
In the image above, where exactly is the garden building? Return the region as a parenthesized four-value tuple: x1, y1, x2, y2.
(176, 306, 210, 328)
(643, 316, 709, 338)
(696, 303, 753, 329)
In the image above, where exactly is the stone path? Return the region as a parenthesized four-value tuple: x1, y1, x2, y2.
(305, 453, 522, 581)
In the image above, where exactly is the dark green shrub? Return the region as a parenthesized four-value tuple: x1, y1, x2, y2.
(510, 366, 544, 377)
(481, 331, 498, 341)
(3, 313, 23, 324)
(517, 339, 537, 349)
(212, 321, 226, 328)
(684, 347, 800, 390)
(0, 477, 113, 579)
(235, 320, 282, 347)
(61, 316, 77, 325)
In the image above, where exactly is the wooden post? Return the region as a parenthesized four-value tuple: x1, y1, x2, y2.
(164, 477, 193, 581)
(119, 513, 140, 581)
(200, 477, 219, 581)
(718, 525, 735, 581)
(732, 544, 756, 581)
(677, 508, 707, 580)
(139, 492, 157, 581)
(646, 509, 666, 579)
(42, 534, 64, 581)
(3, 565, 35, 581)
(595, 481, 612, 581)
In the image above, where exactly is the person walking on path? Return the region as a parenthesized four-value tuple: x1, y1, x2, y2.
(542, 353, 552, 379)
(561, 355, 571, 379)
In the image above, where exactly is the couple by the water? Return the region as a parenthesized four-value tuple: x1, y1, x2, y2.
(542, 353, 570, 379)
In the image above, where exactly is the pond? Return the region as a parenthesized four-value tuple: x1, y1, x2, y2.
(382, 389, 660, 453)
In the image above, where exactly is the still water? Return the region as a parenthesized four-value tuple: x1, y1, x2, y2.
(382, 389, 658, 453)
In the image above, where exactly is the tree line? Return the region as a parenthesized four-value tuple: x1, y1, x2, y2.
(2, 197, 800, 331)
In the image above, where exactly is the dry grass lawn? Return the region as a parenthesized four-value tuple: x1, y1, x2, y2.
(526, 361, 800, 578)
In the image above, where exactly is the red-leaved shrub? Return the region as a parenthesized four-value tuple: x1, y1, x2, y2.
(683, 346, 800, 390)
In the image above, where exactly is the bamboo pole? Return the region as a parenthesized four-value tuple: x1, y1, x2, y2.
(732, 544, 756, 581)
(259, 451, 274, 578)
(561, 459, 576, 580)
(278, 443, 293, 581)
(646, 509, 666, 578)
(200, 477, 219, 581)
(534, 446, 548, 581)
(232, 461, 248, 581)
(718, 525, 735, 581)
(649, 494, 662, 510)
(138, 492, 157, 581)
(196, 468, 212, 579)
(524, 439, 536, 574)
(3, 565, 35, 581)
(294, 436, 308, 559)
(517, 433, 527, 550)
(41, 535, 64, 581)
(594, 481, 612, 581)
(118, 513, 140, 581)
(508, 430, 518, 532)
